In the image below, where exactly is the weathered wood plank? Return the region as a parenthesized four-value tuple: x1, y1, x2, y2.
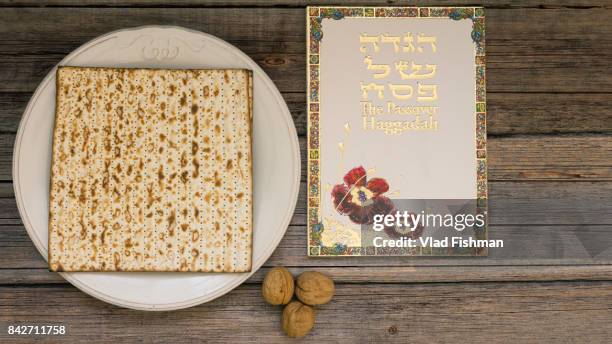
(3, 92, 612, 136)
(3, 222, 612, 269)
(1, 8, 612, 93)
(3, 180, 612, 225)
(1, 281, 611, 343)
(3, 265, 612, 286)
(0, 91, 308, 135)
(0, 182, 13, 197)
(0, 0, 610, 8)
(487, 135, 612, 181)
(487, 93, 612, 135)
(5, 134, 612, 181)
(4, 177, 612, 268)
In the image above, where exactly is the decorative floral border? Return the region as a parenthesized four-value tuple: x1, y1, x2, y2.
(307, 7, 487, 256)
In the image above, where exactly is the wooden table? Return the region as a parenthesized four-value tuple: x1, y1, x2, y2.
(1, 1, 611, 342)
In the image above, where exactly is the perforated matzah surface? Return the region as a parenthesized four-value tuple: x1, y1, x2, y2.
(49, 67, 252, 272)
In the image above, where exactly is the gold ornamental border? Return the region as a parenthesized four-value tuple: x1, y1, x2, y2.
(306, 6, 487, 256)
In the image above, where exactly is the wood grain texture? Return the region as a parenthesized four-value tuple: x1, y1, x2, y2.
(1, 8, 612, 94)
(3, 92, 612, 136)
(1, 2, 611, 342)
(0, 0, 611, 8)
(3, 180, 612, 225)
(4, 223, 612, 269)
(5, 133, 612, 181)
(4, 265, 612, 286)
(1, 282, 612, 343)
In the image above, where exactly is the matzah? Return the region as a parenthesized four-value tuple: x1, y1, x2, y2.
(49, 66, 253, 272)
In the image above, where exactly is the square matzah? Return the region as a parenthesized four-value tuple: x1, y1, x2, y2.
(48, 67, 252, 272)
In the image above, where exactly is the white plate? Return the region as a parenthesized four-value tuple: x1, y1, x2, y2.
(13, 26, 300, 311)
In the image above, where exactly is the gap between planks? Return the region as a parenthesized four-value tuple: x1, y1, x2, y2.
(0, 1, 610, 9)
(2, 265, 612, 285)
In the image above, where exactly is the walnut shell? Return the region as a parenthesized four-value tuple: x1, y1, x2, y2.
(261, 266, 294, 305)
(295, 271, 335, 306)
(282, 301, 316, 337)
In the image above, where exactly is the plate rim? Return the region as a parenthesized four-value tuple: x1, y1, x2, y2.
(12, 25, 301, 311)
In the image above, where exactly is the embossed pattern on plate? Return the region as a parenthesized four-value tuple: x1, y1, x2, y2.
(13, 26, 300, 311)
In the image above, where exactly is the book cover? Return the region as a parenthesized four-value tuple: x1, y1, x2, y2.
(306, 7, 488, 256)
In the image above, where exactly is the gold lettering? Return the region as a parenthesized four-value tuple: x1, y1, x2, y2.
(362, 115, 438, 135)
(364, 56, 390, 79)
(417, 83, 438, 102)
(417, 34, 437, 53)
(388, 83, 414, 100)
(359, 33, 380, 53)
(381, 33, 401, 53)
(395, 61, 437, 79)
(361, 82, 385, 100)
(402, 33, 415, 53)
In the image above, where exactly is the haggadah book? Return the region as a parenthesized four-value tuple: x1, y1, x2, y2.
(307, 7, 488, 257)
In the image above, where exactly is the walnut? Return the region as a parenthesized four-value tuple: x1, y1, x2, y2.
(261, 266, 294, 305)
(282, 301, 316, 338)
(295, 271, 335, 306)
